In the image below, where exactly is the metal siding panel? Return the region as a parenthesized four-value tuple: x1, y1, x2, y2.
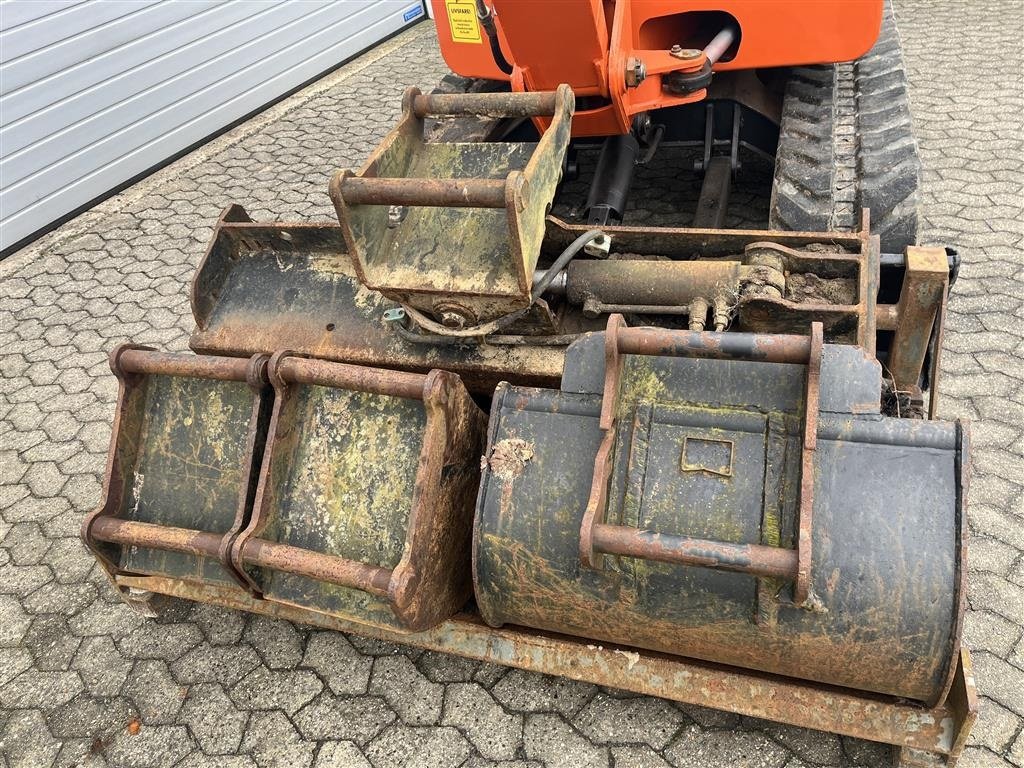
(1, 1, 274, 125)
(0, 0, 86, 31)
(1, 1, 206, 86)
(0, 0, 423, 250)
(2, 2, 327, 165)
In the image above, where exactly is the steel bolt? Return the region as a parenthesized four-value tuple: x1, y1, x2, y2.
(440, 310, 467, 330)
(625, 57, 646, 88)
(670, 46, 702, 60)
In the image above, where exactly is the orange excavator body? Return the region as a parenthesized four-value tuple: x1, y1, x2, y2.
(430, 0, 884, 135)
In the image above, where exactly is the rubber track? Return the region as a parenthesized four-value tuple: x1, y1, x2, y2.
(769, 1, 921, 252)
(425, 73, 511, 143)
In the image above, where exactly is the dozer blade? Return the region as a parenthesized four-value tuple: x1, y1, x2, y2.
(83, 347, 486, 631)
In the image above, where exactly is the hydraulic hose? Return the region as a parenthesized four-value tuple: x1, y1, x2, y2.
(531, 229, 606, 302)
(398, 230, 606, 340)
(476, 0, 514, 75)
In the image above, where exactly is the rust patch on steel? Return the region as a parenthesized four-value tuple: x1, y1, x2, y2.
(232, 353, 487, 631)
(485, 439, 534, 481)
(794, 322, 823, 607)
(83, 347, 486, 632)
(328, 85, 575, 323)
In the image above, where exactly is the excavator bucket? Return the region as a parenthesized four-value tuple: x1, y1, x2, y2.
(82, 86, 975, 764)
(83, 347, 486, 631)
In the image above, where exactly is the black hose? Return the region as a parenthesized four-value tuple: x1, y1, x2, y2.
(476, 0, 514, 75)
(399, 229, 605, 339)
(531, 229, 605, 301)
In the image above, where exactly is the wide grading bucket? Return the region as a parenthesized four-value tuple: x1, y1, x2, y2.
(474, 316, 968, 706)
(83, 347, 486, 631)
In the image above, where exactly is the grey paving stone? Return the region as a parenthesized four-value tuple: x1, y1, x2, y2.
(115, 619, 204, 662)
(963, 610, 1024, 658)
(22, 615, 80, 670)
(229, 665, 322, 716)
(313, 741, 372, 768)
(363, 724, 473, 768)
(840, 737, 894, 767)
(664, 726, 789, 768)
(124, 660, 187, 724)
(610, 746, 674, 768)
(492, 670, 597, 718)
(1010, 730, 1024, 767)
(4, 522, 52, 565)
(0, 648, 33, 688)
(758, 723, 844, 766)
(0, 669, 83, 709)
(46, 695, 135, 740)
(240, 710, 316, 768)
(68, 598, 146, 639)
(970, 698, 1022, 755)
(102, 724, 195, 768)
(442, 683, 523, 760)
(524, 714, 609, 768)
(973, 653, 1024, 718)
(0, 708, 61, 768)
(369, 654, 444, 726)
(301, 631, 373, 696)
(73, 636, 132, 696)
(671, 703, 739, 730)
(179, 683, 247, 755)
(243, 616, 304, 669)
(177, 755, 258, 768)
(573, 693, 684, 750)
(955, 747, 1017, 768)
(460, 758, 544, 768)
(0, 595, 32, 646)
(292, 693, 395, 744)
(171, 641, 263, 687)
(23, 581, 97, 617)
(415, 650, 480, 683)
(188, 604, 246, 646)
(43, 536, 94, 585)
(0, 564, 53, 598)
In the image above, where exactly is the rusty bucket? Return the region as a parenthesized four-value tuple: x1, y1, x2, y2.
(83, 347, 486, 631)
(474, 316, 968, 705)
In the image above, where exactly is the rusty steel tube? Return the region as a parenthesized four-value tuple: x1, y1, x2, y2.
(275, 356, 426, 401)
(340, 177, 507, 208)
(616, 326, 811, 364)
(565, 260, 742, 308)
(876, 304, 899, 331)
(91, 519, 393, 599)
(90, 517, 224, 559)
(412, 91, 559, 118)
(592, 524, 798, 580)
(117, 349, 251, 382)
(239, 538, 392, 600)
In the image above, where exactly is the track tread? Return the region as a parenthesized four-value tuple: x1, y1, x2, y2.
(425, 74, 511, 143)
(769, 1, 921, 251)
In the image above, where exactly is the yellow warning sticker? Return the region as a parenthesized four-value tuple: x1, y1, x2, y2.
(445, 0, 482, 43)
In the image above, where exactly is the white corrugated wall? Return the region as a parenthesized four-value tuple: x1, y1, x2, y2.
(0, 0, 426, 251)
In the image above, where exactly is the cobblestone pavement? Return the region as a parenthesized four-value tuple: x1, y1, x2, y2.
(1, 2, 1022, 767)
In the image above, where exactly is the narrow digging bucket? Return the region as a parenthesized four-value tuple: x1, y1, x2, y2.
(82, 346, 270, 589)
(83, 348, 486, 631)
